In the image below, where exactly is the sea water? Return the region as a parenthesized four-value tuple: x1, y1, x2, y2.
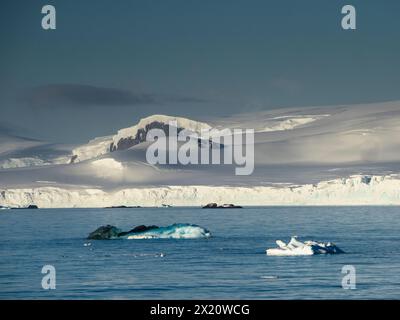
(0, 206, 399, 299)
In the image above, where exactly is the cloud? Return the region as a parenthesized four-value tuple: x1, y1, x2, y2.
(270, 77, 302, 95)
(23, 84, 206, 108)
(0, 121, 36, 140)
(0, 122, 16, 135)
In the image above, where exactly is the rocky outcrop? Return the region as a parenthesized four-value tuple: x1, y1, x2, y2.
(202, 203, 242, 209)
(110, 121, 184, 152)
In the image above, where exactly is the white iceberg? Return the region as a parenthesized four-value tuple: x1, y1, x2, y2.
(266, 236, 344, 256)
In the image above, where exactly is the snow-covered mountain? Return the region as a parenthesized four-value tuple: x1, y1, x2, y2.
(71, 115, 212, 162)
(0, 133, 71, 170)
(1, 101, 400, 207)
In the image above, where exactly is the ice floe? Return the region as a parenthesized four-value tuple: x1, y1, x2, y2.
(266, 236, 344, 256)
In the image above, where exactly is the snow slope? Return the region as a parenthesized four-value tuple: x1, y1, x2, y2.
(0, 133, 72, 169)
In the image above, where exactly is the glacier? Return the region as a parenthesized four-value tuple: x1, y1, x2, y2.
(1, 174, 400, 208)
(2, 101, 400, 207)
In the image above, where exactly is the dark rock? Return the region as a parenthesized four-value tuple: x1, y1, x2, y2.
(12, 204, 39, 209)
(87, 225, 122, 240)
(202, 203, 242, 209)
(69, 155, 78, 164)
(110, 121, 185, 152)
(203, 203, 218, 208)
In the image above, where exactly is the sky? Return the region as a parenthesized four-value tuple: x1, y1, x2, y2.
(1, 0, 400, 143)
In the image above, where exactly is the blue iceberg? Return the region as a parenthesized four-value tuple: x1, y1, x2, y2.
(88, 223, 211, 240)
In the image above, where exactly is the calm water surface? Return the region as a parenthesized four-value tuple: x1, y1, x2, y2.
(0, 207, 399, 299)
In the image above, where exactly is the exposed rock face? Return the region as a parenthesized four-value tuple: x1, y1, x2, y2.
(70, 115, 213, 163)
(109, 121, 184, 152)
(69, 155, 78, 164)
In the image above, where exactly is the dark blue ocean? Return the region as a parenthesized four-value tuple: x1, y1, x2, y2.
(0, 207, 399, 299)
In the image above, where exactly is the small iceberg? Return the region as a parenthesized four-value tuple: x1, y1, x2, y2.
(88, 223, 211, 240)
(266, 236, 344, 256)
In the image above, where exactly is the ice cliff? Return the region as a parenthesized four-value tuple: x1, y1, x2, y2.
(1, 175, 400, 208)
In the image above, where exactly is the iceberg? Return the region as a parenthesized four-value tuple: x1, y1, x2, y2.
(87, 223, 211, 240)
(266, 236, 344, 256)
